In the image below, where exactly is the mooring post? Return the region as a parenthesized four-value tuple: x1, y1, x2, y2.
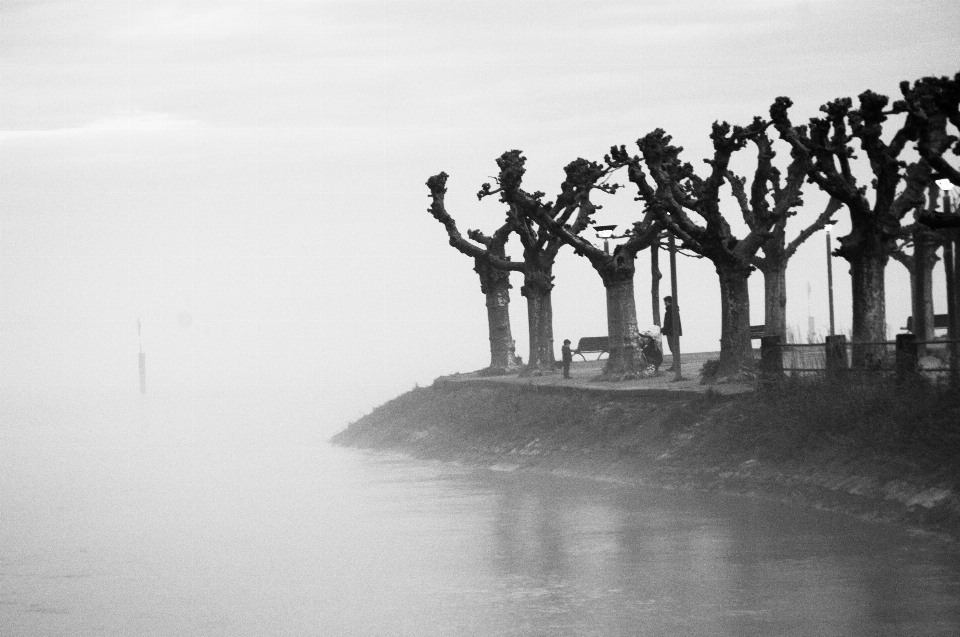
(759, 335, 783, 390)
(895, 333, 918, 385)
(825, 334, 848, 379)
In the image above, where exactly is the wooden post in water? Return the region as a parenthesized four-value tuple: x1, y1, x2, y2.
(137, 317, 146, 394)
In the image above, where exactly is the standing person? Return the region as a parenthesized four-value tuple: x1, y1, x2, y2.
(561, 339, 573, 379)
(662, 296, 682, 370)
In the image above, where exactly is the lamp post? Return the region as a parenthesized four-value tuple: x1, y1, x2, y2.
(668, 232, 684, 380)
(938, 179, 959, 384)
(826, 231, 835, 336)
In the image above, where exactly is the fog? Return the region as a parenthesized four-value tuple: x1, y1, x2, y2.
(2, 1, 958, 436)
(2, 3, 960, 632)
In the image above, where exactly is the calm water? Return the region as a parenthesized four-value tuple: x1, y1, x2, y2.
(2, 389, 960, 636)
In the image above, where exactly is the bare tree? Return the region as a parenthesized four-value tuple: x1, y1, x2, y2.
(477, 151, 587, 375)
(892, 184, 951, 343)
(901, 73, 960, 232)
(523, 156, 662, 377)
(721, 129, 840, 341)
(771, 91, 931, 364)
(427, 172, 524, 374)
(904, 72, 960, 187)
(622, 119, 777, 378)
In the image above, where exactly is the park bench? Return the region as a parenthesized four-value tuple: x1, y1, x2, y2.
(903, 314, 950, 334)
(572, 336, 608, 361)
(750, 325, 765, 341)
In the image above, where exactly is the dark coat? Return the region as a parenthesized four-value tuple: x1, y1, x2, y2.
(662, 306, 682, 337)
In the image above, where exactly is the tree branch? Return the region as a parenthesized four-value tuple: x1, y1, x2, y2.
(784, 197, 841, 261)
(426, 172, 525, 272)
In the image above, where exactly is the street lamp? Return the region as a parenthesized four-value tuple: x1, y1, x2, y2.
(936, 179, 960, 385)
(594, 224, 634, 254)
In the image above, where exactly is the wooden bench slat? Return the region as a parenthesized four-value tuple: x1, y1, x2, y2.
(572, 336, 608, 361)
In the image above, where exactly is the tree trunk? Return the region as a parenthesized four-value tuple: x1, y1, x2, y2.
(762, 264, 787, 342)
(484, 281, 518, 373)
(651, 243, 662, 328)
(475, 256, 518, 374)
(603, 276, 641, 376)
(716, 264, 754, 377)
(520, 271, 556, 374)
(909, 230, 938, 346)
(849, 251, 888, 367)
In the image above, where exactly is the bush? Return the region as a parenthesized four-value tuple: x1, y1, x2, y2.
(700, 359, 721, 384)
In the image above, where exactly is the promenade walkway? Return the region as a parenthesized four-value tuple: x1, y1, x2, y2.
(438, 351, 755, 397)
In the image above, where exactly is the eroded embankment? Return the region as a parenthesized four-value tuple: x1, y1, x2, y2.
(331, 381, 960, 540)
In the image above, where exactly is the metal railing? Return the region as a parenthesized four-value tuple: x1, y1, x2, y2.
(757, 334, 960, 385)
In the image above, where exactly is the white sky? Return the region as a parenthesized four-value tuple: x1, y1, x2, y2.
(2, 0, 958, 432)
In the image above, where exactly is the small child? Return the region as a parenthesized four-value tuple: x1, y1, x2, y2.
(561, 339, 573, 378)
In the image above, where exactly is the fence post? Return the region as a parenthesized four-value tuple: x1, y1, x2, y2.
(759, 335, 783, 390)
(825, 335, 848, 378)
(895, 333, 919, 384)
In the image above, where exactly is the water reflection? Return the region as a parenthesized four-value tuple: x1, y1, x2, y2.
(479, 469, 960, 636)
(2, 395, 959, 637)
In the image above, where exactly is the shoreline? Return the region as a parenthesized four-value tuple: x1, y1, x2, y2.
(332, 374, 960, 543)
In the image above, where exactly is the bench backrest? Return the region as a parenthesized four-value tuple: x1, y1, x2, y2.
(905, 314, 950, 332)
(576, 336, 608, 351)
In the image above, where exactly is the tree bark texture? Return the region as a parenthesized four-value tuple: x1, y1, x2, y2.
(521, 271, 555, 373)
(910, 231, 938, 344)
(477, 258, 518, 373)
(603, 276, 641, 376)
(849, 251, 888, 367)
(761, 264, 787, 342)
(716, 264, 754, 376)
(650, 244, 662, 328)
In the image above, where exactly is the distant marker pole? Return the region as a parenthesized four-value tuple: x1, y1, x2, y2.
(138, 318, 146, 394)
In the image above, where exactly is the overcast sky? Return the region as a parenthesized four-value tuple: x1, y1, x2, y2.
(2, 0, 958, 432)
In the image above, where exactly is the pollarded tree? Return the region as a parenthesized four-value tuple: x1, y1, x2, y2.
(722, 129, 840, 341)
(901, 73, 960, 231)
(476, 151, 593, 374)
(905, 72, 960, 188)
(623, 119, 779, 378)
(427, 172, 524, 374)
(521, 155, 662, 378)
(891, 184, 950, 343)
(771, 91, 932, 364)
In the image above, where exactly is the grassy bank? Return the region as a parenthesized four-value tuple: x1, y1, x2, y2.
(331, 377, 960, 539)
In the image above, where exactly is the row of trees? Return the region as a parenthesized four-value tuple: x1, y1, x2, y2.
(427, 72, 960, 380)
